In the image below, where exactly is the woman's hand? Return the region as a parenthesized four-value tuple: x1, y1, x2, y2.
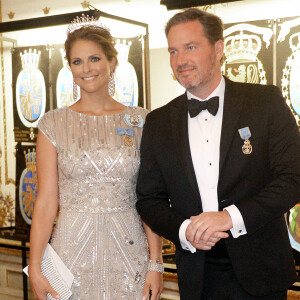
(142, 271, 163, 300)
(29, 264, 60, 300)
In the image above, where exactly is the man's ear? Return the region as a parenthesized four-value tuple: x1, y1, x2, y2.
(215, 40, 224, 62)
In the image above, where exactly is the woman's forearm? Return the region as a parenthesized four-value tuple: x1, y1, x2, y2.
(142, 220, 163, 262)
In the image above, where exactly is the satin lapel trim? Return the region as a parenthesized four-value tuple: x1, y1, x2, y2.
(219, 80, 244, 172)
(170, 95, 201, 201)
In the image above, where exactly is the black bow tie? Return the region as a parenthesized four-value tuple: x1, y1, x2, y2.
(188, 96, 219, 117)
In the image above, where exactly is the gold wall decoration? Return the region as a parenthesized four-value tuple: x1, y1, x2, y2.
(8, 12, 15, 20)
(43, 7, 50, 15)
(0, 192, 14, 227)
(81, 1, 90, 9)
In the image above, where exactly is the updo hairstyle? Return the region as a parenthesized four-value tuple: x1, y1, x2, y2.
(64, 25, 118, 70)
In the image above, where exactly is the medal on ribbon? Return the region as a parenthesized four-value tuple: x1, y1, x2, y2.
(116, 127, 134, 147)
(238, 127, 252, 154)
(124, 114, 144, 127)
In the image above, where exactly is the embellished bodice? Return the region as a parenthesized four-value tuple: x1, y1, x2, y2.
(38, 106, 148, 213)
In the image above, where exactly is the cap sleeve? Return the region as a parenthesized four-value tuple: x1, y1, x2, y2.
(37, 110, 57, 147)
(129, 106, 149, 120)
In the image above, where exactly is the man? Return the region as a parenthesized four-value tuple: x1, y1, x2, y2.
(136, 8, 300, 300)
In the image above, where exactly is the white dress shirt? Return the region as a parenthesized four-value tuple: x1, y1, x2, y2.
(179, 77, 247, 253)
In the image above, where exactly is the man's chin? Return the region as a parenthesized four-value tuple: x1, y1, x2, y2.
(178, 80, 194, 90)
(182, 82, 199, 91)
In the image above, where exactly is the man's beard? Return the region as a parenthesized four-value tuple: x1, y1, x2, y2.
(177, 65, 216, 91)
(176, 55, 218, 93)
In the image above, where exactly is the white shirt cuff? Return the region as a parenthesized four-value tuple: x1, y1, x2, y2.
(224, 205, 247, 238)
(179, 219, 196, 253)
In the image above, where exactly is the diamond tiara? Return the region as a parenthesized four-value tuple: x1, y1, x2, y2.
(67, 14, 109, 34)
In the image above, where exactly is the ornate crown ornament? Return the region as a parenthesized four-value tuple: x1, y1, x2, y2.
(20, 49, 41, 70)
(224, 31, 262, 62)
(222, 24, 272, 85)
(24, 148, 37, 174)
(67, 14, 109, 34)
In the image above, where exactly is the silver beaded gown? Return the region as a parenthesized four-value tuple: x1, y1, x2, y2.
(38, 106, 149, 299)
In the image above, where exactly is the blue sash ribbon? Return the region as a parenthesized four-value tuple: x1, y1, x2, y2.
(116, 128, 134, 136)
(238, 127, 251, 140)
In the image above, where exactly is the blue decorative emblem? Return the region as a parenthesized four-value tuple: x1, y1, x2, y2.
(19, 149, 38, 224)
(16, 49, 46, 128)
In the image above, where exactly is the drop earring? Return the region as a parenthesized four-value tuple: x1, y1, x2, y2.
(73, 80, 78, 101)
(108, 72, 115, 97)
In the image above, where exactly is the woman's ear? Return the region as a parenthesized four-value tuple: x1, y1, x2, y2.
(110, 57, 117, 73)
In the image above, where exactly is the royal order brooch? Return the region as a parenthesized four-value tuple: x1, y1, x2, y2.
(124, 114, 144, 127)
(116, 127, 134, 147)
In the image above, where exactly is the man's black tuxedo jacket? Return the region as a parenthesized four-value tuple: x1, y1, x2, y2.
(136, 78, 300, 297)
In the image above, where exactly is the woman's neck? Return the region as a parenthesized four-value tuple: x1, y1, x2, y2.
(70, 92, 126, 116)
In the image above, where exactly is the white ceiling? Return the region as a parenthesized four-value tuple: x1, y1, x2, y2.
(2, 0, 172, 23)
(2, 0, 300, 49)
(1, 0, 177, 48)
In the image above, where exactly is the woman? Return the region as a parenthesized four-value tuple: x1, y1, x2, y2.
(28, 20, 163, 300)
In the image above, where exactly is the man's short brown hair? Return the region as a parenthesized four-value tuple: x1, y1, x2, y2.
(165, 8, 224, 45)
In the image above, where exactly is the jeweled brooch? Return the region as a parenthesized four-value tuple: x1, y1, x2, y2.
(124, 114, 144, 127)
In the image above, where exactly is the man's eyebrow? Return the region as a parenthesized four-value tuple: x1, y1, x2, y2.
(184, 41, 196, 46)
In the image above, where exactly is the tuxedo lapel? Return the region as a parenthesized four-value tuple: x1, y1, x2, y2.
(219, 78, 245, 172)
(170, 94, 202, 203)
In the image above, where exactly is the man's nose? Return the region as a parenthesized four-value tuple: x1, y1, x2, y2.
(176, 52, 187, 66)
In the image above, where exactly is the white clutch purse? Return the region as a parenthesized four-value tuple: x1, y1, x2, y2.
(23, 243, 74, 300)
